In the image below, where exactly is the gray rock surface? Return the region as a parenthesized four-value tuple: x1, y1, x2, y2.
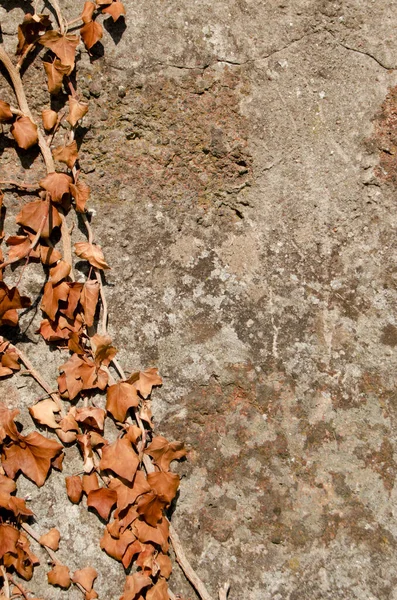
(1, 0, 397, 598)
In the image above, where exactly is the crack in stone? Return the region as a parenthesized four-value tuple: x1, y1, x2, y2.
(326, 29, 395, 70)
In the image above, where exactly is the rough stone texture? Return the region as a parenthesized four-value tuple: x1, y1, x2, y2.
(2, 1, 397, 599)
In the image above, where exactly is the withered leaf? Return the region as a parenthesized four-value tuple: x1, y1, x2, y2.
(99, 438, 139, 482)
(103, 1, 126, 21)
(106, 382, 139, 422)
(120, 573, 152, 600)
(41, 281, 70, 321)
(42, 108, 58, 130)
(16, 199, 62, 238)
(82, 472, 99, 495)
(70, 180, 90, 212)
(99, 527, 135, 562)
(11, 116, 38, 150)
(82, 2, 96, 23)
(156, 553, 172, 579)
(58, 354, 108, 400)
(91, 333, 117, 367)
(4, 531, 39, 580)
(65, 475, 83, 503)
(0, 403, 20, 443)
(29, 399, 60, 430)
(39, 528, 60, 551)
(132, 368, 163, 399)
(52, 451, 64, 471)
(72, 566, 97, 592)
(146, 579, 169, 600)
(17, 13, 51, 55)
(68, 331, 85, 355)
(136, 490, 167, 527)
(133, 519, 167, 548)
(147, 471, 180, 504)
(43, 59, 71, 94)
(75, 406, 106, 431)
(74, 242, 110, 270)
(67, 97, 89, 127)
(52, 141, 78, 169)
(80, 21, 103, 50)
(87, 488, 117, 521)
(0, 100, 13, 122)
(47, 564, 71, 589)
(0, 282, 31, 323)
(0, 524, 19, 558)
(2, 431, 63, 486)
(0, 474, 16, 495)
(76, 433, 95, 473)
(40, 245, 62, 266)
(39, 31, 79, 68)
(50, 260, 71, 285)
(80, 280, 100, 327)
(6, 234, 36, 263)
(39, 172, 72, 203)
(109, 470, 150, 511)
(144, 436, 186, 472)
(63, 282, 83, 319)
(121, 539, 145, 570)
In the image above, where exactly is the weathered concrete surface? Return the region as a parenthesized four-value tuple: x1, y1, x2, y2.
(2, 0, 397, 598)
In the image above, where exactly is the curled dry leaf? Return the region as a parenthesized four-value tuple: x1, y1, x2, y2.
(132, 368, 163, 399)
(39, 528, 60, 551)
(144, 436, 186, 472)
(17, 13, 51, 55)
(99, 437, 139, 482)
(74, 242, 110, 270)
(68, 96, 89, 127)
(65, 475, 83, 503)
(29, 399, 60, 429)
(75, 406, 106, 431)
(82, 472, 99, 495)
(47, 564, 71, 589)
(72, 566, 98, 592)
(103, 1, 126, 21)
(91, 333, 117, 366)
(70, 180, 90, 212)
(87, 488, 117, 521)
(0, 100, 13, 122)
(39, 31, 79, 69)
(52, 141, 78, 169)
(16, 199, 62, 238)
(146, 578, 169, 600)
(42, 109, 58, 130)
(106, 381, 139, 422)
(11, 116, 38, 150)
(109, 470, 150, 512)
(80, 280, 100, 327)
(41, 281, 70, 322)
(82, 2, 96, 24)
(50, 260, 71, 285)
(147, 471, 180, 504)
(120, 573, 152, 600)
(99, 527, 135, 562)
(43, 60, 71, 95)
(80, 21, 103, 50)
(76, 433, 95, 473)
(39, 172, 72, 203)
(40, 245, 62, 266)
(156, 553, 172, 579)
(0, 282, 31, 324)
(136, 491, 167, 527)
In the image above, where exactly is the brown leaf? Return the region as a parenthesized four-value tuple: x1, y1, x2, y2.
(51, 451, 64, 471)
(72, 566, 97, 592)
(43, 59, 71, 94)
(82, 472, 99, 495)
(136, 490, 167, 527)
(58, 354, 107, 400)
(39, 528, 60, 551)
(75, 407, 106, 431)
(91, 333, 117, 366)
(144, 436, 186, 472)
(82, 2, 96, 23)
(50, 260, 71, 285)
(0, 524, 19, 558)
(0, 282, 31, 323)
(29, 399, 60, 429)
(99, 438, 139, 482)
(70, 180, 90, 212)
(106, 382, 139, 422)
(68, 332, 85, 355)
(67, 97, 89, 127)
(125, 423, 142, 445)
(87, 488, 117, 521)
(120, 573, 152, 600)
(42, 109, 58, 130)
(76, 433, 95, 473)
(133, 519, 167, 548)
(80, 21, 103, 50)
(0, 403, 20, 443)
(39, 31, 79, 68)
(17, 13, 51, 55)
(11, 116, 38, 150)
(7, 495, 34, 518)
(39, 172, 72, 203)
(109, 470, 150, 511)
(74, 242, 110, 270)
(99, 527, 135, 561)
(40, 245, 62, 266)
(121, 539, 144, 570)
(80, 280, 99, 327)
(41, 281, 70, 321)
(131, 368, 163, 399)
(2, 431, 63, 487)
(6, 234, 35, 263)
(146, 579, 169, 600)
(16, 199, 62, 238)
(47, 564, 71, 589)
(156, 553, 172, 579)
(63, 282, 83, 319)
(147, 471, 180, 504)
(103, 1, 126, 21)
(0, 100, 13, 123)
(65, 475, 83, 503)
(53, 141, 78, 169)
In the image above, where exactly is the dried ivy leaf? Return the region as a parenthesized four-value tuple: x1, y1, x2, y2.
(87, 488, 117, 521)
(0, 524, 19, 558)
(70, 180, 90, 212)
(99, 438, 139, 482)
(11, 116, 38, 150)
(133, 519, 166, 548)
(43, 59, 71, 94)
(0, 282, 31, 323)
(121, 539, 144, 570)
(146, 579, 169, 600)
(91, 333, 117, 366)
(41, 281, 70, 321)
(72, 567, 97, 592)
(0, 403, 20, 442)
(50, 260, 71, 285)
(29, 399, 61, 430)
(109, 471, 150, 511)
(17, 13, 51, 55)
(76, 433, 95, 473)
(3, 531, 39, 580)
(47, 564, 71, 589)
(75, 407, 106, 431)
(132, 368, 163, 399)
(39, 172, 72, 203)
(144, 437, 186, 472)
(68, 97, 89, 127)
(103, 1, 126, 21)
(136, 491, 167, 527)
(2, 431, 63, 487)
(120, 573, 152, 600)
(6, 234, 35, 263)
(74, 242, 110, 270)
(42, 109, 58, 130)
(16, 199, 62, 238)
(147, 471, 180, 504)
(80, 280, 100, 327)
(82, 2, 96, 23)
(65, 475, 83, 503)
(106, 382, 139, 422)
(39, 31, 79, 68)
(99, 527, 135, 561)
(53, 141, 78, 169)
(80, 21, 103, 50)
(156, 553, 172, 579)
(0, 100, 13, 122)
(40, 245, 62, 266)
(82, 472, 99, 495)
(39, 528, 60, 551)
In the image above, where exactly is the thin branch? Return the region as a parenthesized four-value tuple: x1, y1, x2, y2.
(60, 212, 74, 280)
(0, 566, 10, 599)
(6, 575, 29, 600)
(16, 43, 36, 72)
(49, 0, 66, 35)
(0, 181, 39, 190)
(218, 583, 230, 600)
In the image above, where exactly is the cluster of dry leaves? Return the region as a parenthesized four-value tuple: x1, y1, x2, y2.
(0, 2, 188, 599)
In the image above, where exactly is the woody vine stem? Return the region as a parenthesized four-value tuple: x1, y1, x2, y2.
(0, 1, 229, 599)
